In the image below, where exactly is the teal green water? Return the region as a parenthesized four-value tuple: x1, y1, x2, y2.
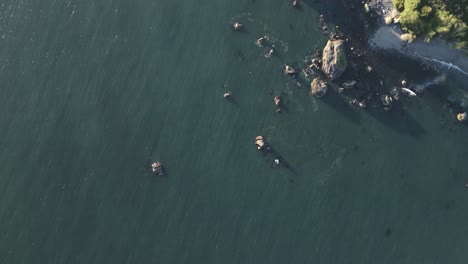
(0, 0, 467, 263)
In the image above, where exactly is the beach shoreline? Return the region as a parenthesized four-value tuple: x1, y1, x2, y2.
(367, 0, 468, 75)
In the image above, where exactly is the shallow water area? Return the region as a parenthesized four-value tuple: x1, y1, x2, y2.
(0, 0, 467, 263)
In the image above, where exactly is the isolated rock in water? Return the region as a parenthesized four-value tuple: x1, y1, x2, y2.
(284, 64, 296, 75)
(358, 101, 366, 108)
(381, 95, 393, 106)
(254, 136, 265, 150)
(322, 39, 347, 80)
(457, 112, 467, 122)
(274, 96, 281, 106)
(311, 77, 328, 98)
(232, 22, 243, 31)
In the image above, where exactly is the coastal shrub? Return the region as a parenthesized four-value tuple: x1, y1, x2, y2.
(404, 0, 421, 10)
(392, 0, 405, 10)
(394, 0, 467, 49)
(400, 9, 420, 28)
(420, 6, 432, 17)
(456, 41, 468, 50)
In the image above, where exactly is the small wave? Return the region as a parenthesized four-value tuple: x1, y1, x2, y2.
(268, 36, 288, 53)
(413, 74, 446, 93)
(255, 33, 289, 53)
(316, 147, 346, 184)
(416, 55, 468, 76)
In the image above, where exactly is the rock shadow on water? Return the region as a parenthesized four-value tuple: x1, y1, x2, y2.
(366, 102, 426, 138)
(224, 95, 240, 107)
(318, 86, 362, 125)
(259, 143, 298, 182)
(301, 0, 379, 41)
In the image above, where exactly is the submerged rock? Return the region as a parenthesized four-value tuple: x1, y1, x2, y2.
(256, 36, 268, 47)
(381, 95, 393, 106)
(274, 96, 281, 106)
(311, 77, 328, 98)
(342, 80, 356, 89)
(151, 161, 164, 176)
(322, 39, 347, 80)
(390, 88, 400, 100)
(364, 3, 370, 13)
(232, 22, 243, 31)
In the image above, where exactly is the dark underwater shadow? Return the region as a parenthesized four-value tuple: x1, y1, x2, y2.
(301, 0, 378, 41)
(319, 87, 362, 125)
(294, 4, 304, 12)
(229, 25, 249, 34)
(224, 95, 240, 107)
(259, 142, 298, 183)
(365, 102, 426, 138)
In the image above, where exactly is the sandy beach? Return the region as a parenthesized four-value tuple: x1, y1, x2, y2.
(368, 2, 468, 76)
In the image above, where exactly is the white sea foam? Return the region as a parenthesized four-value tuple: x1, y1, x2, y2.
(413, 75, 446, 93)
(417, 55, 468, 76)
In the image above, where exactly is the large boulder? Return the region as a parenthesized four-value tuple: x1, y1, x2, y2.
(321, 39, 347, 80)
(311, 77, 328, 98)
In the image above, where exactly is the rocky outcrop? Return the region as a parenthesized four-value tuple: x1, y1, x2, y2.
(322, 39, 347, 80)
(311, 77, 328, 98)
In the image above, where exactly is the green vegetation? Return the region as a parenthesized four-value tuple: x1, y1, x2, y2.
(392, 0, 467, 49)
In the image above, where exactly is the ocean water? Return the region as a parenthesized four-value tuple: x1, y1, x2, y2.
(0, 0, 467, 263)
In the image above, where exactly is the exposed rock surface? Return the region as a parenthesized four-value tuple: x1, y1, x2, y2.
(457, 112, 467, 122)
(311, 77, 328, 98)
(322, 39, 347, 80)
